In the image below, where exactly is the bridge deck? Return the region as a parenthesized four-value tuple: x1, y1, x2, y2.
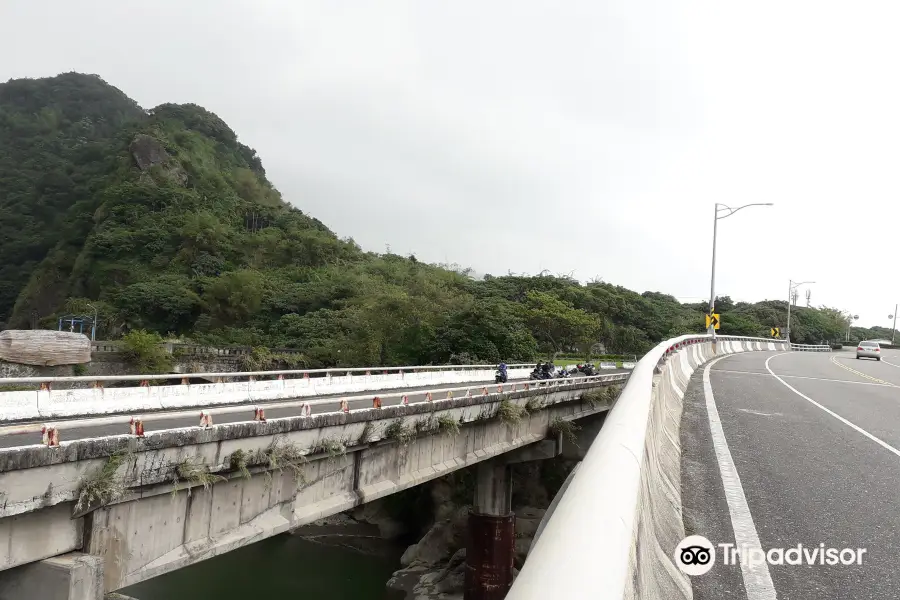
(681, 348, 900, 599)
(0, 372, 625, 449)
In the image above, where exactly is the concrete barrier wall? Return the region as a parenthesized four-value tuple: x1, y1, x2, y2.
(0, 366, 534, 423)
(510, 335, 789, 600)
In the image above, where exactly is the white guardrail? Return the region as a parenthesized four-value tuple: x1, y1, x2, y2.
(21, 373, 631, 445)
(0, 362, 634, 423)
(0, 363, 531, 422)
(509, 335, 790, 600)
(790, 343, 832, 352)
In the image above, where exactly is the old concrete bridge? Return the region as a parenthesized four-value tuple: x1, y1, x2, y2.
(0, 368, 625, 600)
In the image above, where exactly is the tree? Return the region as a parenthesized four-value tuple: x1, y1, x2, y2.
(524, 291, 601, 357)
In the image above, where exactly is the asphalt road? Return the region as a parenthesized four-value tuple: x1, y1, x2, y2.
(682, 347, 900, 599)
(0, 370, 627, 449)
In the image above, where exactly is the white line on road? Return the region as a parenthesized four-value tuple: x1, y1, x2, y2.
(765, 355, 900, 459)
(713, 369, 895, 388)
(703, 357, 778, 600)
(880, 358, 900, 370)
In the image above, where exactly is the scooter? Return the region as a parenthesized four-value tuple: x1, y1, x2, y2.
(495, 370, 508, 383)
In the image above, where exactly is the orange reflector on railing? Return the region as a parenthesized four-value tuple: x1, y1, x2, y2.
(41, 426, 59, 447)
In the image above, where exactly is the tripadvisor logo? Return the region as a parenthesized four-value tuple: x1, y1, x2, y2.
(675, 535, 715, 576)
(674, 536, 867, 576)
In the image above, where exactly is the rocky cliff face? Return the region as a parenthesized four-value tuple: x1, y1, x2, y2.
(290, 456, 578, 600)
(384, 458, 577, 600)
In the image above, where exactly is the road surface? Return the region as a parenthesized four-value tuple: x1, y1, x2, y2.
(681, 347, 900, 599)
(0, 371, 626, 449)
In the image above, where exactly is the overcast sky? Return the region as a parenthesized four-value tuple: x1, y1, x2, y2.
(3, 1, 898, 327)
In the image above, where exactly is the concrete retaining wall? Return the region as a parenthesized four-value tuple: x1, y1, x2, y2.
(510, 336, 789, 600)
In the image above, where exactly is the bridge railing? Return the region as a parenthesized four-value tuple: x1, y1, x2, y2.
(90, 341, 306, 357)
(790, 343, 832, 352)
(510, 335, 789, 600)
(17, 373, 630, 444)
(0, 363, 547, 422)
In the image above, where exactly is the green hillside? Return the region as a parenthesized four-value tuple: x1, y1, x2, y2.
(0, 73, 871, 367)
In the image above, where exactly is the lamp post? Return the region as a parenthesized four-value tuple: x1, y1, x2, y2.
(890, 305, 897, 344)
(708, 203, 774, 336)
(786, 280, 814, 343)
(847, 313, 859, 342)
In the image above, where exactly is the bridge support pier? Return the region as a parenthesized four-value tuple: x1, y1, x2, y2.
(465, 461, 515, 600)
(0, 552, 104, 600)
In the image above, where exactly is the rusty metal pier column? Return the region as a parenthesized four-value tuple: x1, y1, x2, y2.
(465, 461, 515, 600)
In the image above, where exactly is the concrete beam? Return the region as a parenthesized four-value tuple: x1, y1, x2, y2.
(502, 439, 558, 465)
(0, 553, 103, 600)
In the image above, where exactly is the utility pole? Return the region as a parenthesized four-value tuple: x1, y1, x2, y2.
(786, 279, 815, 343)
(806, 289, 811, 308)
(893, 304, 898, 344)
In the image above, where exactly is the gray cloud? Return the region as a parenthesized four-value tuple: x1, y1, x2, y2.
(4, 0, 894, 326)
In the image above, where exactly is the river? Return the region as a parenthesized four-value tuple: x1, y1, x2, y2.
(122, 531, 403, 600)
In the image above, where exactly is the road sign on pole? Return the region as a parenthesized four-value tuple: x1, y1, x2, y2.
(705, 313, 720, 330)
(771, 327, 781, 338)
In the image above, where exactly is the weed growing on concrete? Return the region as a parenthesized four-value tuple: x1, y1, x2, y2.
(525, 396, 543, 412)
(415, 416, 436, 435)
(437, 414, 460, 436)
(172, 457, 227, 497)
(75, 450, 131, 513)
(498, 398, 527, 425)
(264, 437, 308, 484)
(312, 436, 347, 458)
(385, 420, 417, 446)
(356, 421, 373, 446)
(550, 417, 580, 448)
(606, 385, 622, 403)
(229, 449, 252, 479)
(581, 390, 606, 408)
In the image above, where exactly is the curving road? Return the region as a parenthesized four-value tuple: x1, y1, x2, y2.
(682, 347, 900, 599)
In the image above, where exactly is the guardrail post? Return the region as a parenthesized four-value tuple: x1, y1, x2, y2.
(41, 426, 59, 447)
(466, 461, 515, 600)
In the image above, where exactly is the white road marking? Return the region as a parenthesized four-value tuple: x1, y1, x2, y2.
(713, 369, 894, 388)
(703, 356, 778, 600)
(880, 358, 900, 370)
(765, 354, 900, 459)
(737, 408, 782, 417)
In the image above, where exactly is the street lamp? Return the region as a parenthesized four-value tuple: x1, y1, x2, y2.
(785, 280, 814, 343)
(847, 313, 859, 342)
(708, 203, 774, 336)
(890, 305, 897, 344)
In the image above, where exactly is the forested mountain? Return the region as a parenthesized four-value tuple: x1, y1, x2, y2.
(0, 73, 867, 367)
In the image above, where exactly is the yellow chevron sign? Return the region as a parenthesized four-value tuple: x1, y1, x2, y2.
(771, 327, 781, 338)
(705, 313, 720, 330)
